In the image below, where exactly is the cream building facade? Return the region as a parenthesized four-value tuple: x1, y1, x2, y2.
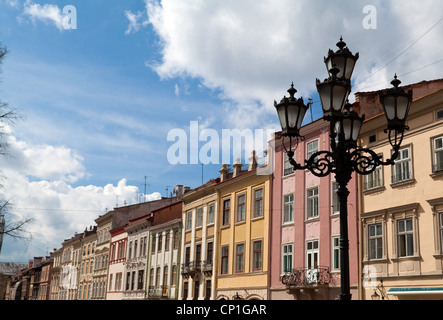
(106, 225, 127, 300)
(178, 180, 218, 300)
(358, 87, 443, 300)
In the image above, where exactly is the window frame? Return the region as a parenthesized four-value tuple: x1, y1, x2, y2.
(252, 239, 263, 272)
(220, 245, 229, 275)
(281, 243, 293, 273)
(236, 193, 246, 223)
(368, 223, 383, 260)
(432, 135, 443, 173)
(222, 198, 231, 226)
(307, 187, 319, 220)
(235, 243, 245, 273)
(253, 188, 264, 218)
(283, 193, 294, 224)
(392, 145, 413, 184)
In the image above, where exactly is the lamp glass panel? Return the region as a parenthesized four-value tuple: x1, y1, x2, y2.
(352, 118, 363, 141)
(277, 106, 287, 130)
(333, 56, 346, 79)
(344, 58, 356, 80)
(396, 95, 410, 120)
(287, 104, 299, 129)
(342, 118, 352, 141)
(318, 85, 332, 113)
(296, 106, 307, 130)
(332, 85, 348, 112)
(383, 96, 396, 120)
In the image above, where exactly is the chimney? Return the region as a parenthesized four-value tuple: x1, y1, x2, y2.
(248, 150, 258, 171)
(233, 157, 242, 177)
(184, 186, 191, 193)
(219, 164, 229, 182)
(176, 185, 183, 197)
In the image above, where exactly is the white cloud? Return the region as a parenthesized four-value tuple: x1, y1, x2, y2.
(21, 0, 64, 30)
(138, 0, 443, 128)
(124, 9, 149, 35)
(0, 129, 161, 261)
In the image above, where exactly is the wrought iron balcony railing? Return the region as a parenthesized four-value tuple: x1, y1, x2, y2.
(148, 285, 169, 298)
(181, 261, 201, 277)
(281, 266, 332, 288)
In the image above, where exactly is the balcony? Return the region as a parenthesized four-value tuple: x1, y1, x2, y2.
(181, 261, 201, 278)
(202, 260, 213, 276)
(148, 286, 169, 299)
(281, 267, 332, 290)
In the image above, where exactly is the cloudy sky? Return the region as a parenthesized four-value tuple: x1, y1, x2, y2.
(0, 0, 442, 262)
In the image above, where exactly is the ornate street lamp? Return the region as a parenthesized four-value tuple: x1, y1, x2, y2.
(275, 38, 412, 300)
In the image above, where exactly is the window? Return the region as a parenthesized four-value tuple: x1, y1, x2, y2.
(306, 240, 319, 269)
(172, 265, 177, 287)
(307, 140, 319, 160)
(254, 189, 264, 218)
(440, 213, 443, 254)
(151, 236, 156, 253)
(165, 232, 170, 252)
(307, 187, 319, 219)
(149, 268, 154, 287)
(155, 267, 161, 287)
(332, 237, 340, 270)
(205, 280, 211, 300)
(207, 203, 215, 224)
(398, 219, 414, 257)
(365, 165, 383, 190)
(252, 240, 263, 271)
(197, 207, 203, 227)
(172, 230, 178, 249)
(236, 194, 246, 222)
(369, 224, 383, 260)
(284, 153, 294, 176)
(138, 270, 144, 290)
(433, 136, 443, 172)
(131, 271, 136, 290)
(184, 246, 190, 264)
(125, 272, 130, 290)
(220, 246, 229, 274)
(134, 240, 138, 257)
(163, 266, 168, 287)
(223, 199, 230, 226)
(128, 241, 132, 259)
(186, 211, 192, 230)
(109, 274, 113, 292)
(282, 243, 293, 273)
(393, 147, 412, 183)
(158, 234, 163, 252)
(235, 244, 245, 273)
(195, 244, 202, 264)
(332, 182, 340, 214)
(437, 109, 443, 120)
(206, 242, 213, 263)
(283, 194, 294, 223)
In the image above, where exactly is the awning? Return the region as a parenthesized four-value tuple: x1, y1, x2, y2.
(387, 287, 443, 295)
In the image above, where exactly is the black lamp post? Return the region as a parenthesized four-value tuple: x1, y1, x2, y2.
(275, 38, 412, 300)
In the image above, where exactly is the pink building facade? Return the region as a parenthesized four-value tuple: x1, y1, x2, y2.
(269, 119, 359, 300)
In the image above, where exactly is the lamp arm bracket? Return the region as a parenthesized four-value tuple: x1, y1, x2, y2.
(304, 150, 335, 177)
(349, 147, 397, 175)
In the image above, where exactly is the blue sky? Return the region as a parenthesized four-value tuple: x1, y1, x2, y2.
(1, 0, 442, 262)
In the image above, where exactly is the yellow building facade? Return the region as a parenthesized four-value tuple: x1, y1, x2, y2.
(358, 88, 443, 300)
(214, 158, 270, 300)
